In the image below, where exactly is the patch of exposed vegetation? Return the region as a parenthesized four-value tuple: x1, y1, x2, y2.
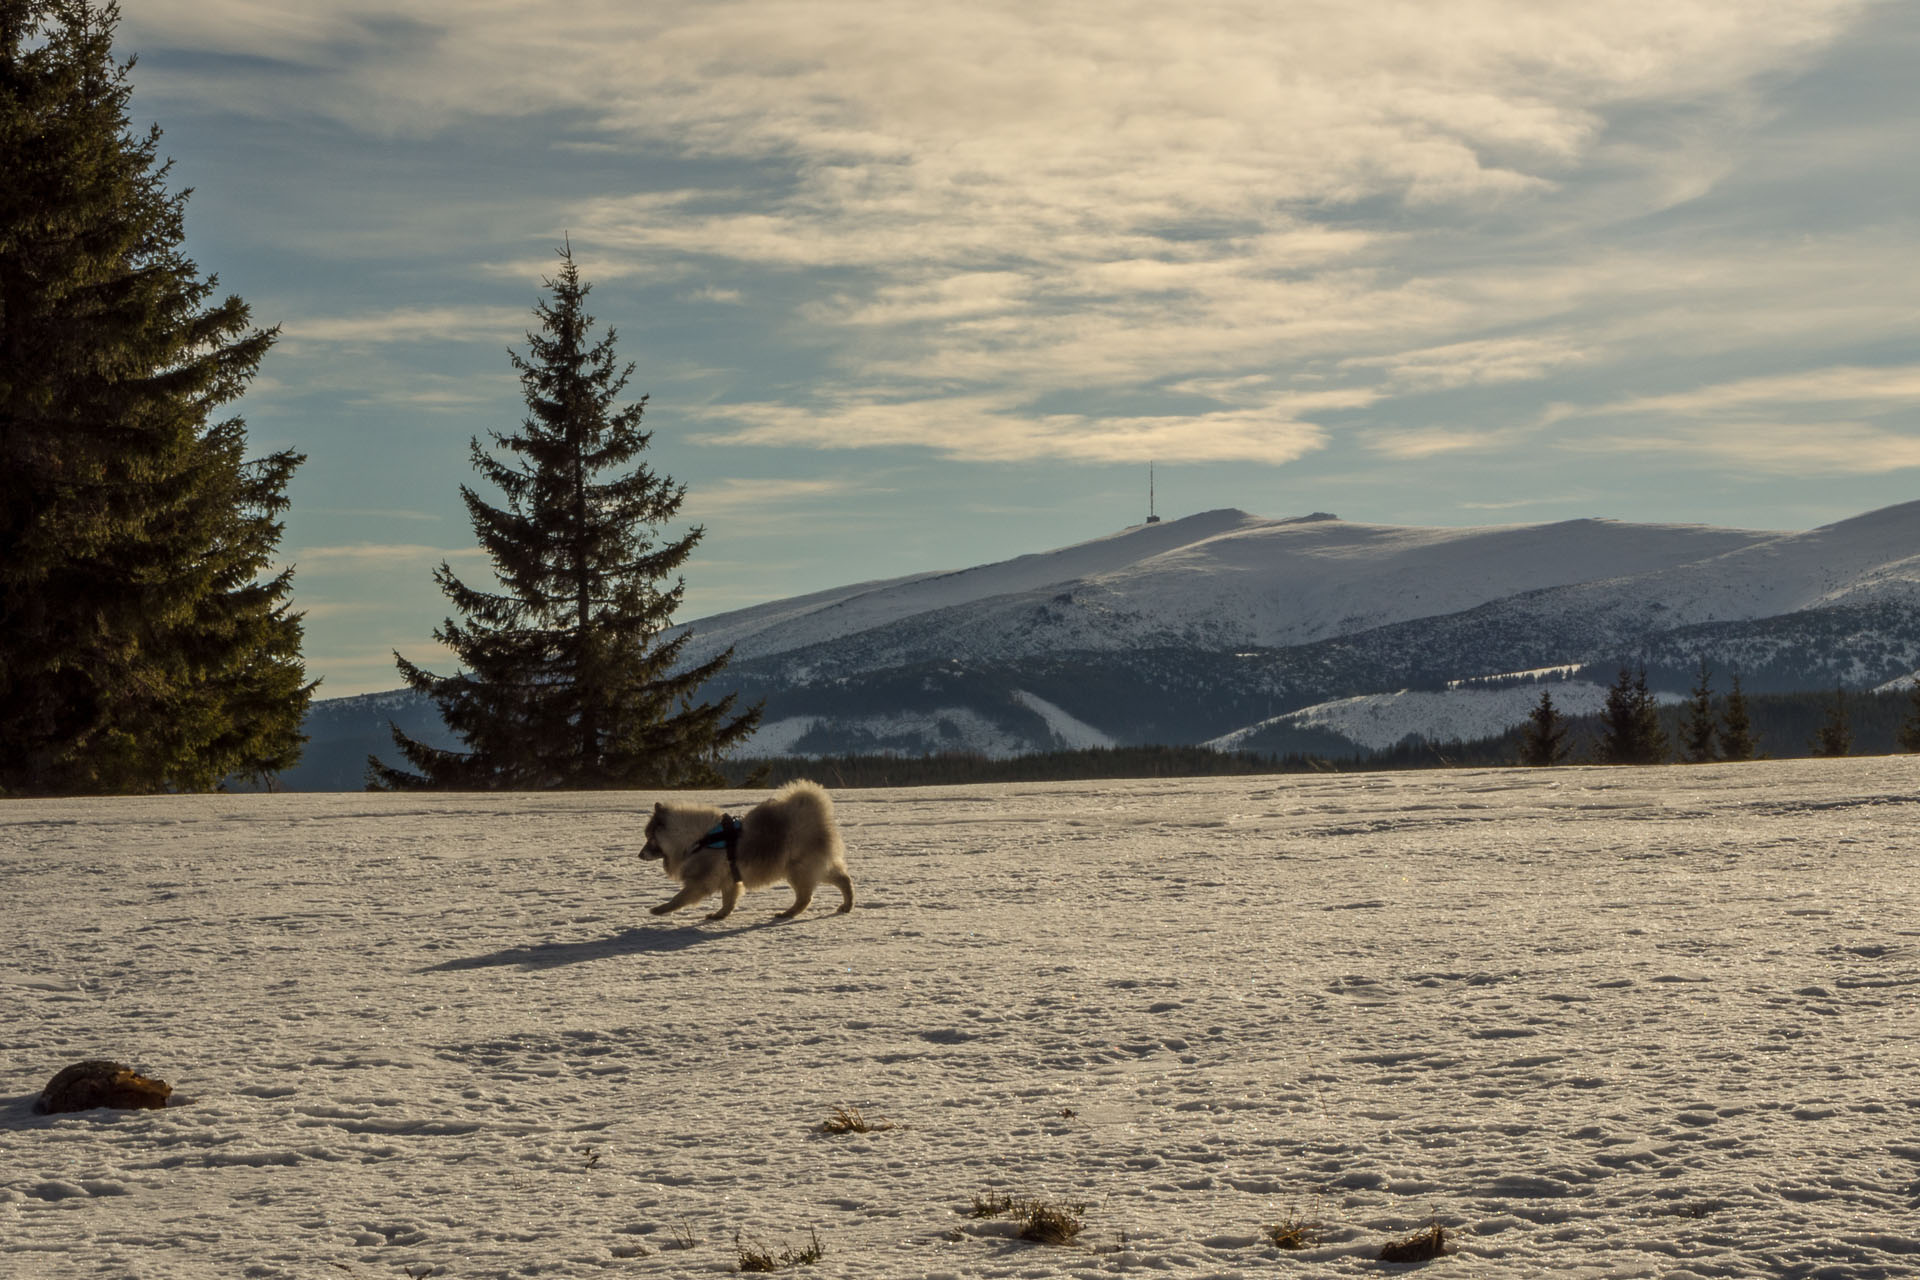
(817, 1104, 892, 1134)
(1265, 1211, 1320, 1250)
(966, 1193, 1087, 1246)
(735, 1227, 824, 1271)
(1379, 1217, 1451, 1263)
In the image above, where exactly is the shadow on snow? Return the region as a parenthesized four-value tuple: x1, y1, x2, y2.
(420, 917, 817, 972)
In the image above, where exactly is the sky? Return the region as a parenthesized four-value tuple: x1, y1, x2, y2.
(114, 0, 1920, 698)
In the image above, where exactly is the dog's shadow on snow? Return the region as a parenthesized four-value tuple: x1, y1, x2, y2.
(421, 918, 801, 972)
(0, 1092, 180, 1130)
(0, 1093, 50, 1129)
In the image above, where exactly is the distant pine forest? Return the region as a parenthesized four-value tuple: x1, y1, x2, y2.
(722, 687, 1920, 788)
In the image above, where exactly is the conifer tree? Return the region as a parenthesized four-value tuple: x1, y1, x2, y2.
(1899, 681, 1920, 754)
(1597, 665, 1668, 765)
(1679, 659, 1717, 763)
(371, 246, 758, 790)
(1809, 687, 1852, 758)
(1517, 686, 1569, 767)
(1719, 671, 1757, 762)
(0, 0, 308, 795)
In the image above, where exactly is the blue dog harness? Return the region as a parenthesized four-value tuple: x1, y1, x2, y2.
(693, 815, 745, 883)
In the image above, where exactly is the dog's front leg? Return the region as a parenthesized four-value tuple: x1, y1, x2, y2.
(704, 880, 741, 922)
(651, 886, 706, 916)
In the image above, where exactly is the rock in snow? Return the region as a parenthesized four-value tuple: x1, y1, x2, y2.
(36, 1060, 172, 1113)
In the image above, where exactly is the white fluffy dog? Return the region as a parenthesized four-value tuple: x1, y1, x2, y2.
(639, 780, 854, 922)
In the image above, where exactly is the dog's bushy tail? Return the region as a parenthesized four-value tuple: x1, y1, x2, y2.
(778, 779, 845, 866)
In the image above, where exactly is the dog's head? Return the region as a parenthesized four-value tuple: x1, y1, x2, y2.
(639, 802, 671, 861)
(639, 801, 712, 871)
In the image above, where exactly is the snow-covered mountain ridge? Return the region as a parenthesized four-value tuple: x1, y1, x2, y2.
(672, 507, 1786, 669)
(689, 500, 1920, 758)
(283, 501, 1920, 782)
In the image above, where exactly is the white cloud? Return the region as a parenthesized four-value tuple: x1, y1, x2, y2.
(690, 396, 1332, 464)
(1593, 365, 1920, 419)
(288, 543, 491, 573)
(680, 285, 745, 305)
(473, 254, 692, 286)
(1341, 335, 1595, 393)
(296, 601, 388, 620)
(123, 0, 1890, 465)
(1459, 494, 1585, 510)
(681, 476, 856, 516)
(1540, 363, 1920, 476)
(1564, 422, 1920, 476)
(1363, 427, 1520, 461)
(283, 306, 530, 347)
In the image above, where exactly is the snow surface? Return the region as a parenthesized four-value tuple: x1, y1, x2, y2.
(743, 717, 824, 757)
(6, 759, 1920, 1278)
(1011, 692, 1116, 750)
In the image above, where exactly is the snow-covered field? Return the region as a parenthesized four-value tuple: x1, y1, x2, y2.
(5, 760, 1919, 1278)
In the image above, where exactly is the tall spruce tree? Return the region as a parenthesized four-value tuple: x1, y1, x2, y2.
(1679, 659, 1717, 763)
(0, 0, 308, 795)
(1809, 687, 1852, 758)
(1517, 686, 1569, 767)
(1719, 671, 1757, 761)
(1597, 665, 1669, 765)
(371, 246, 758, 790)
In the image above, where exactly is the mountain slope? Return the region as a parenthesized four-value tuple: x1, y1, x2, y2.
(674, 507, 1265, 666)
(696, 501, 1920, 757)
(683, 508, 1790, 682)
(279, 502, 1920, 784)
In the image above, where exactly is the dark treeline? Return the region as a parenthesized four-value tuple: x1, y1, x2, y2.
(1554, 685, 1916, 764)
(721, 745, 1315, 788)
(1711, 686, 1915, 758)
(717, 686, 1920, 789)
(722, 736, 1535, 789)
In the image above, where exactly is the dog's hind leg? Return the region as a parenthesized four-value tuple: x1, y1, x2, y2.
(773, 876, 817, 919)
(828, 870, 854, 914)
(650, 886, 706, 916)
(705, 881, 741, 922)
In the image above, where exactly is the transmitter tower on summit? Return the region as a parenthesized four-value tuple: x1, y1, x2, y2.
(1147, 461, 1161, 524)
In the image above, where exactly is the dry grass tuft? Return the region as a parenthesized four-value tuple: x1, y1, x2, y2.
(1015, 1199, 1085, 1246)
(966, 1192, 1086, 1245)
(1378, 1217, 1451, 1263)
(736, 1227, 824, 1271)
(818, 1105, 893, 1135)
(968, 1192, 1016, 1219)
(1265, 1211, 1320, 1250)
